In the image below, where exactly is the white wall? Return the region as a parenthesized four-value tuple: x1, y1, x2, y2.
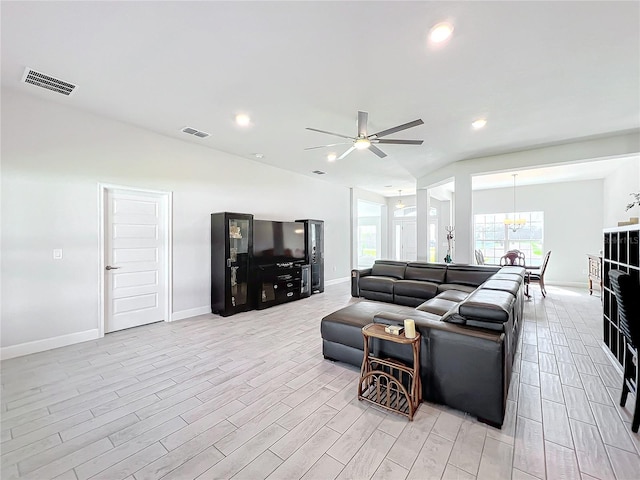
(603, 156, 640, 227)
(474, 180, 603, 285)
(1, 89, 352, 351)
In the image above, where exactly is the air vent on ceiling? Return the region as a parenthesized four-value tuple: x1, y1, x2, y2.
(22, 68, 76, 96)
(181, 126, 210, 138)
(312, 170, 326, 175)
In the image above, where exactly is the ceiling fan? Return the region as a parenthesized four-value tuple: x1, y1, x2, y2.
(305, 111, 424, 160)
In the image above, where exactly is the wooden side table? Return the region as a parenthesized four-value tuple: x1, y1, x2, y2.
(358, 323, 421, 420)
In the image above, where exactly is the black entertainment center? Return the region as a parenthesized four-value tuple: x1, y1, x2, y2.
(211, 212, 323, 316)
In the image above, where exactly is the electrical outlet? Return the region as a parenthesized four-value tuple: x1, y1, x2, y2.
(53, 249, 63, 260)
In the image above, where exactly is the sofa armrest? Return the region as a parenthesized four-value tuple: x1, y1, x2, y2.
(372, 310, 507, 427)
(351, 268, 372, 297)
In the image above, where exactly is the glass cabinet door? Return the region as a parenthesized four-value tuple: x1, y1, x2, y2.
(228, 217, 251, 308)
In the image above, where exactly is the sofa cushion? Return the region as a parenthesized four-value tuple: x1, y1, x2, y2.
(371, 261, 407, 279)
(457, 289, 514, 324)
(359, 276, 396, 294)
(416, 297, 458, 316)
(437, 283, 477, 294)
(436, 290, 470, 302)
(404, 263, 447, 283)
(394, 280, 439, 299)
(499, 266, 526, 278)
(490, 273, 523, 282)
(481, 279, 520, 297)
(444, 265, 500, 286)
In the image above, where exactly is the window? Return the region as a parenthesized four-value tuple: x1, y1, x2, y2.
(357, 200, 383, 268)
(474, 212, 544, 266)
(393, 206, 416, 217)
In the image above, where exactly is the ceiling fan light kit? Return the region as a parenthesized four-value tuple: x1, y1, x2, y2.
(306, 111, 424, 160)
(354, 138, 371, 150)
(504, 173, 526, 232)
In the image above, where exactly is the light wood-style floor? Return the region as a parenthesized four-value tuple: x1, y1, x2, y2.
(2, 282, 640, 480)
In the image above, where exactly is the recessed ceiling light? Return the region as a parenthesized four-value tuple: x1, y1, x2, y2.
(235, 113, 251, 126)
(327, 153, 337, 162)
(472, 118, 487, 129)
(253, 153, 264, 159)
(429, 22, 454, 44)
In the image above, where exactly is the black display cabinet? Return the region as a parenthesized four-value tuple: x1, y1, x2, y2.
(211, 212, 253, 316)
(296, 219, 324, 293)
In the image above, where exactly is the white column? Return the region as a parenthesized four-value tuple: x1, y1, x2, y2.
(454, 173, 473, 264)
(416, 188, 428, 261)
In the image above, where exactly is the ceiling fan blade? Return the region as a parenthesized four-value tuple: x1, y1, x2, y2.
(368, 144, 387, 158)
(357, 111, 368, 137)
(371, 119, 424, 138)
(374, 139, 424, 145)
(304, 142, 351, 150)
(306, 127, 354, 140)
(338, 146, 356, 160)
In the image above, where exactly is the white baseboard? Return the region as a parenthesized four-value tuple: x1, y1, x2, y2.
(171, 306, 211, 322)
(1, 329, 100, 361)
(601, 343, 623, 375)
(169, 280, 351, 321)
(546, 281, 589, 288)
(325, 276, 350, 286)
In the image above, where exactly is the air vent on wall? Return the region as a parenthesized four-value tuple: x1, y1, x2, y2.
(181, 126, 210, 138)
(312, 170, 326, 175)
(22, 68, 76, 96)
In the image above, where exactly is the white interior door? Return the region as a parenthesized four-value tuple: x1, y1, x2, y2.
(393, 219, 417, 261)
(105, 188, 168, 333)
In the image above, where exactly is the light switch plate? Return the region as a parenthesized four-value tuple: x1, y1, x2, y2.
(53, 249, 63, 260)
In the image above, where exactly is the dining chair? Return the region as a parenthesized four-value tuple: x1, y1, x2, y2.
(474, 249, 485, 265)
(608, 269, 640, 432)
(527, 251, 551, 297)
(500, 249, 526, 266)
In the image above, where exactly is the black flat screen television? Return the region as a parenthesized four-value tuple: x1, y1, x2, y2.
(253, 220, 306, 265)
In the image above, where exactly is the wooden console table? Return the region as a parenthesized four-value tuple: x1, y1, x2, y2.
(358, 323, 421, 420)
(587, 253, 602, 296)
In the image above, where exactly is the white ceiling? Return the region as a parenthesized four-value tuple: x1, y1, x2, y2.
(2, 1, 639, 196)
(424, 156, 638, 198)
(472, 156, 640, 190)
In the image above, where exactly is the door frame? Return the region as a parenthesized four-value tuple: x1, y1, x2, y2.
(98, 183, 173, 338)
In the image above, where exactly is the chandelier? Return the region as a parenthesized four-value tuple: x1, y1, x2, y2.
(504, 174, 526, 232)
(396, 189, 405, 209)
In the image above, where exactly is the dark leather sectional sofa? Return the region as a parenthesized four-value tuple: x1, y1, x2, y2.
(321, 260, 525, 428)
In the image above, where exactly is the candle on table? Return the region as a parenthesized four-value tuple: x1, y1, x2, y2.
(404, 319, 416, 338)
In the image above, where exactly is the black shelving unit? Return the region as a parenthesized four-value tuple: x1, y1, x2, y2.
(602, 225, 640, 365)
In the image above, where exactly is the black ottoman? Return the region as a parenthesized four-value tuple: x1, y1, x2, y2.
(321, 301, 417, 367)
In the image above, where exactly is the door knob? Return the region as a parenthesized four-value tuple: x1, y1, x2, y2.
(106, 266, 121, 270)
